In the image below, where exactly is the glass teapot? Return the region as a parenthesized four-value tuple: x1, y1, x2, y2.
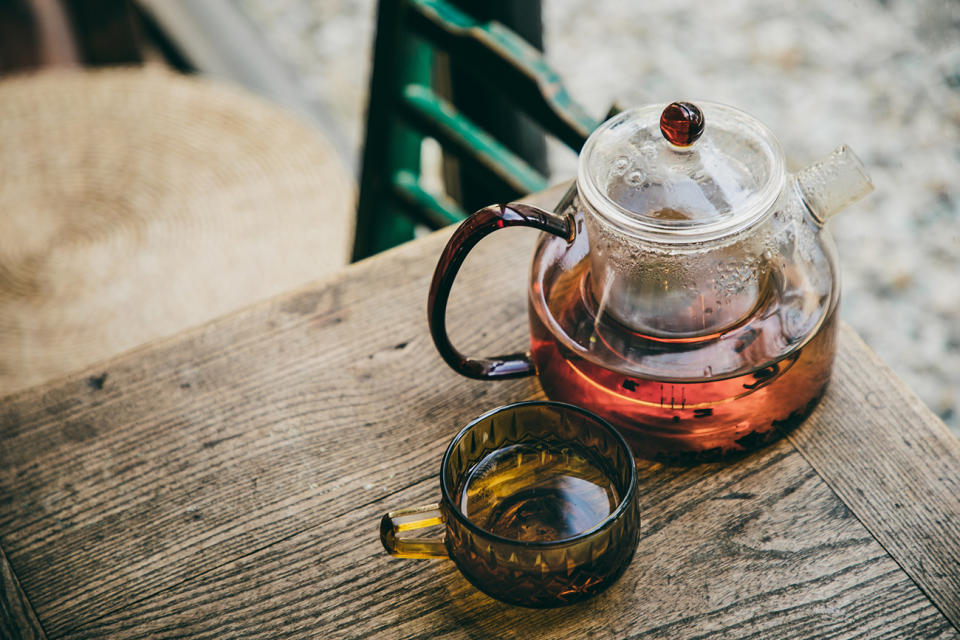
(428, 101, 873, 462)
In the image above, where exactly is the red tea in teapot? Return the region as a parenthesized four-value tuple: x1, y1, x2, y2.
(529, 254, 838, 463)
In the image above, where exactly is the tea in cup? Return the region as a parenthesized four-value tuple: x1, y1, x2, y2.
(380, 402, 640, 607)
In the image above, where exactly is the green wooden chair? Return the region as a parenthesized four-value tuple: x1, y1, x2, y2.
(353, 0, 599, 261)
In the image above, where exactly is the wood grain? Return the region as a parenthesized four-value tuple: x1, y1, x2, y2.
(0, 183, 957, 638)
(789, 325, 960, 628)
(61, 439, 956, 639)
(0, 186, 560, 638)
(0, 545, 47, 640)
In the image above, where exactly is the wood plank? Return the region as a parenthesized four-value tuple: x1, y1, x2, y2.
(0, 182, 957, 637)
(788, 325, 960, 628)
(0, 185, 563, 637)
(0, 545, 47, 640)
(61, 442, 956, 639)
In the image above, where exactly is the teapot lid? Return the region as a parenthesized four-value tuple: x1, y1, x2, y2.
(578, 101, 785, 243)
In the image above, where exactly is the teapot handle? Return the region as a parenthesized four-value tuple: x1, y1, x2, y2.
(428, 202, 575, 380)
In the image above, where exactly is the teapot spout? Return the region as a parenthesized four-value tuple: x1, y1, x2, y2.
(795, 144, 874, 224)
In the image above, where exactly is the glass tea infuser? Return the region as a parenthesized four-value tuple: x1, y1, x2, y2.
(428, 101, 873, 461)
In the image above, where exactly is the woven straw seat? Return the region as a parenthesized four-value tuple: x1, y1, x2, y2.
(0, 67, 355, 395)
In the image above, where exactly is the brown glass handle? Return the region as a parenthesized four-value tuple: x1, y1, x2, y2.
(380, 504, 447, 559)
(428, 203, 575, 380)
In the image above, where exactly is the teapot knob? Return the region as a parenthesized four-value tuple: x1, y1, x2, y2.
(660, 102, 704, 147)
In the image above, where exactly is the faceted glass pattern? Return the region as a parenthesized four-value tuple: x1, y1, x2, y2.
(381, 402, 640, 608)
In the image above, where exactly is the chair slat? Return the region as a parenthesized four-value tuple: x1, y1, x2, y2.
(392, 169, 468, 228)
(401, 84, 549, 197)
(405, 0, 598, 151)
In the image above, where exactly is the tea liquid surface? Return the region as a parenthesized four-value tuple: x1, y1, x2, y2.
(530, 256, 838, 462)
(457, 442, 619, 542)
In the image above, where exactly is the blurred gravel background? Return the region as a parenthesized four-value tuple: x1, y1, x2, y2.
(235, 0, 960, 435)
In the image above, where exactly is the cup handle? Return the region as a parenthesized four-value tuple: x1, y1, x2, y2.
(427, 201, 575, 380)
(380, 503, 448, 559)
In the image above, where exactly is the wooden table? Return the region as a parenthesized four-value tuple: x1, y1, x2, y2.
(2, 184, 959, 639)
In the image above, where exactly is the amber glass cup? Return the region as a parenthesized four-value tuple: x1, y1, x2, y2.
(380, 402, 640, 608)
